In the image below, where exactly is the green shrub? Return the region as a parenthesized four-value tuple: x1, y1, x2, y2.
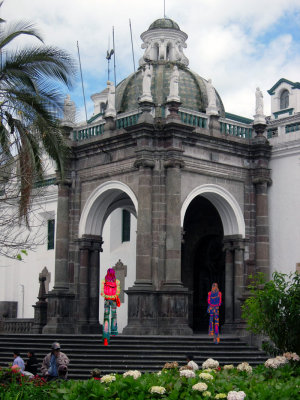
(242, 272, 300, 354)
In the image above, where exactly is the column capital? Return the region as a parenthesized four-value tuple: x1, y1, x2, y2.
(77, 235, 103, 251)
(134, 158, 155, 169)
(251, 168, 272, 186)
(164, 158, 184, 169)
(223, 236, 247, 251)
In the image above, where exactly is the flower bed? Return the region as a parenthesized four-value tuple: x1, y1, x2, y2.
(0, 356, 299, 399)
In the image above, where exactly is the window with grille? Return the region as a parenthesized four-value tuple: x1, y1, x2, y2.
(122, 210, 131, 242)
(280, 90, 289, 109)
(47, 219, 55, 250)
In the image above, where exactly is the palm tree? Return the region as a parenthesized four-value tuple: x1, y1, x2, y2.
(0, 5, 76, 223)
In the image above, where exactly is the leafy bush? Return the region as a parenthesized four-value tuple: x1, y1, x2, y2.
(0, 361, 300, 400)
(242, 272, 300, 354)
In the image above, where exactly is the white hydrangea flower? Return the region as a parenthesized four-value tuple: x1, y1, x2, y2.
(237, 362, 252, 373)
(192, 382, 208, 392)
(180, 369, 196, 378)
(202, 358, 219, 369)
(283, 352, 300, 361)
(203, 391, 212, 397)
(215, 394, 227, 399)
(265, 356, 288, 369)
(203, 368, 214, 373)
(227, 390, 247, 400)
(199, 372, 214, 381)
(101, 374, 116, 383)
(149, 386, 166, 394)
(223, 364, 234, 370)
(122, 370, 141, 379)
(156, 371, 162, 376)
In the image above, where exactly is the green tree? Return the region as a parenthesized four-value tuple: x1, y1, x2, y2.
(0, 3, 76, 223)
(242, 271, 300, 355)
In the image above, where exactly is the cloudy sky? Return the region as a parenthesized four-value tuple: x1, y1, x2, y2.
(2, 0, 300, 120)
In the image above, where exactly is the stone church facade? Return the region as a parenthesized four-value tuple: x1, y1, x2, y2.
(42, 18, 273, 336)
(1, 18, 299, 336)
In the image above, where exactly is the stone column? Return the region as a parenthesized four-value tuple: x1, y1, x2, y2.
(252, 121, 272, 279)
(164, 159, 184, 286)
(77, 237, 91, 333)
(43, 179, 75, 334)
(31, 276, 48, 333)
(253, 179, 270, 278)
(222, 236, 246, 332)
(54, 182, 70, 290)
(88, 237, 103, 333)
(134, 158, 155, 287)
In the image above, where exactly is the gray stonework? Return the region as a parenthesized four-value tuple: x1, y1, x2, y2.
(44, 108, 271, 335)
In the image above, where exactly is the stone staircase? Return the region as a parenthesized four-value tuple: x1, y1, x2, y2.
(0, 334, 267, 380)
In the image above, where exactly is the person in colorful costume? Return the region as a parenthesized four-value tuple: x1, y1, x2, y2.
(101, 268, 121, 346)
(207, 282, 222, 344)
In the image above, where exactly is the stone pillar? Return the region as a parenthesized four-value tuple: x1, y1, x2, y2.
(253, 179, 270, 278)
(43, 179, 75, 334)
(251, 123, 271, 279)
(134, 158, 155, 287)
(88, 237, 103, 333)
(54, 182, 70, 290)
(222, 236, 246, 332)
(77, 235, 103, 333)
(164, 159, 184, 286)
(31, 276, 48, 333)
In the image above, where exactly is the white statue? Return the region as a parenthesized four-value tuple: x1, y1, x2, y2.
(207, 79, 217, 107)
(167, 65, 180, 102)
(63, 94, 76, 123)
(140, 64, 153, 102)
(255, 87, 264, 115)
(105, 81, 116, 117)
(206, 79, 218, 115)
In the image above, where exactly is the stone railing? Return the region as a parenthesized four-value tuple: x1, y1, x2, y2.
(116, 111, 141, 129)
(219, 119, 253, 139)
(0, 318, 34, 333)
(73, 122, 105, 141)
(179, 109, 208, 128)
(285, 121, 300, 133)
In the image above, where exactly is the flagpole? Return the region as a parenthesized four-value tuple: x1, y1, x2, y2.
(77, 41, 88, 123)
(129, 19, 139, 102)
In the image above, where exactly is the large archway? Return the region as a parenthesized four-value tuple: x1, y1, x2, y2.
(77, 181, 138, 333)
(181, 184, 245, 333)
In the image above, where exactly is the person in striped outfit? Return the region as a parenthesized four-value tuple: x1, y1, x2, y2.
(207, 282, 222, 344)
(101, 268, 121, 346)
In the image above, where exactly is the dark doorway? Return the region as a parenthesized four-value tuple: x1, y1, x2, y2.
(181, 196, 225, 332)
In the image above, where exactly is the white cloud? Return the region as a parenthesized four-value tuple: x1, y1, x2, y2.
(2, 0, 300, 118)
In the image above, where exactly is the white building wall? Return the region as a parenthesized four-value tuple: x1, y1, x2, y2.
(0, 185, 58, 318)
(268, 132, 300, 275)
(100, 208, 137, 333)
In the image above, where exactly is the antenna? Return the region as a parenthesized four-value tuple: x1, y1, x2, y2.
(129, 19, 139, 102)
(76, 41, 88, 123)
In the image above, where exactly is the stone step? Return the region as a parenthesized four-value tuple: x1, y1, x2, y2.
(0, 334, 267, 380)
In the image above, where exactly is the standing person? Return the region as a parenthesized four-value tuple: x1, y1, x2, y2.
(100, 268, 121, 346)
(12, 351, 25, 372)
(41, 342, 69, 381)
(25, 351, 38, 375)
(207, 283, 222, 344)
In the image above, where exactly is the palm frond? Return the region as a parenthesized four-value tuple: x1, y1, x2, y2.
(0, 21, 43, 49)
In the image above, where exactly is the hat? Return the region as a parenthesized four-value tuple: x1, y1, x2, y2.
(51, 342, 61, 350)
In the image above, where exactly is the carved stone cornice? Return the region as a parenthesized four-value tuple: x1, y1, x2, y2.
(134, 158, 155, 169)
(77, 235, 104, 251)
(223, 236, 247, 251)
(251, 168, 272, 186)
(164, 158, 184, 169)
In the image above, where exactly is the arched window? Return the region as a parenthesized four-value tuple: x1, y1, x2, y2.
(280, 90, 289, 109)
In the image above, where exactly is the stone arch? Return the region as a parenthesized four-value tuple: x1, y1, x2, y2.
(78, 181, 138, 238)
(181, 184, 245, 238)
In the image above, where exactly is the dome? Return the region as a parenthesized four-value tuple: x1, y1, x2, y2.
(116, 63, 225, 117)
(148, 18, 180, 31)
